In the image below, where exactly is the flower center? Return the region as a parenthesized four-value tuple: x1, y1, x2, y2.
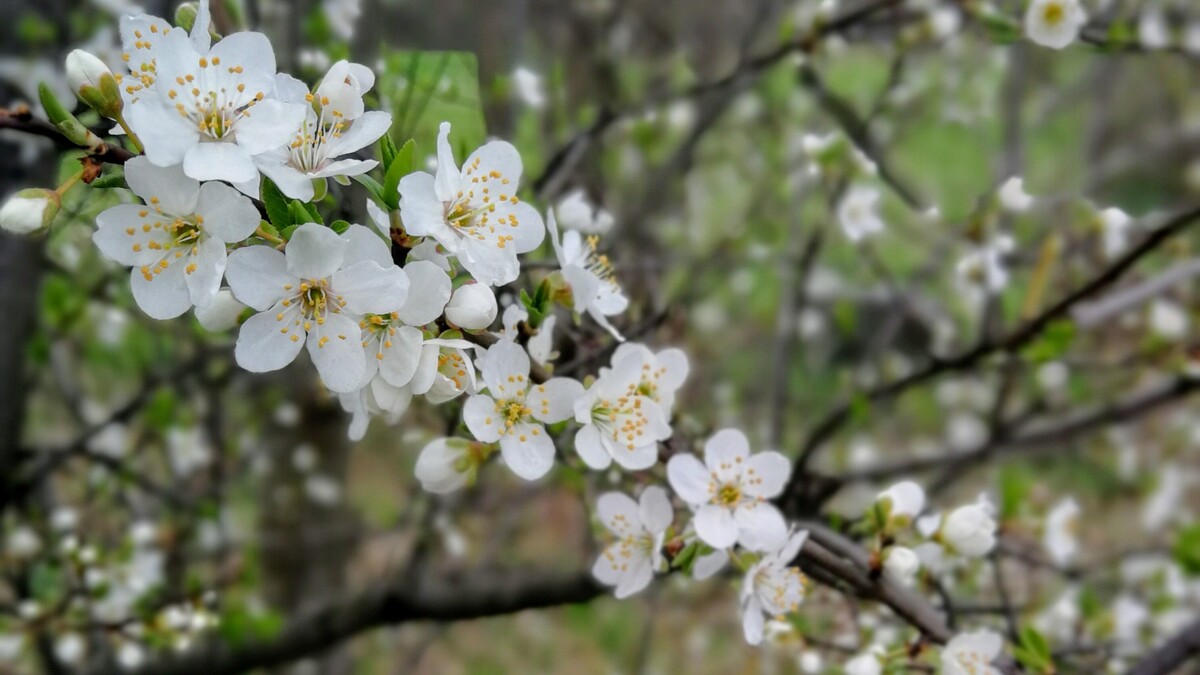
(289, 93, 348, 173)
(717, 483, 742, 507)
(165, 57, 264, 140)
(1042, 2, 1064, 25)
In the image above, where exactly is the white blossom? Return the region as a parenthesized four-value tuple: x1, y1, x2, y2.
(938, 498, 997, 558)
(1098, 207, 1132, 259)
(876, 480, 926, 527)
(741, 529, 808, 644)
(573, 348, 672, 471)
(445, 283, 498, 330)
(884, 545, 921, 586)
(942, 630, 1003, 675)
(1138, 9, 1170, 50)
(225, 223, 410, 392)
(512, 66, 546, 109)
(837, 185, 884, 242)
(592, 486, 673, 598)
(397, 122, 545, 286)
(0, 189, 58, 234)
(1043, 497, 1080, 566)
(667, 429, 790, 551)
(998, 176, 1033, 213)
(546, 209, 627, 339)
(94, 157, 260, 318)
(1149, 299, 1189, 341)
(322, 0, 362, 40)
(555, 188, 614, 235)
(602, 343, 689, 413)
(956, 235, 1013, 301)
(194, 289, 245, 331)
(122, 5, 308, 188)
(844, 647, 884, 675)
(415, 437, 477, 493)
(254, 61, 391, 201)
(462, 340, 583, 480)
(1025, 0, 1087, 50)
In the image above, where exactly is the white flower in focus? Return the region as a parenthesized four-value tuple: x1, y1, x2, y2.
(1025, 0, 1087, 50)
(1043, 497, 1080, 566)
(667, 429, 790, 551)
(941, 630, 1003, 675)
(1098, 207, 1132, 259)
(592, 487, 673, 598)
(94, 157, 260, 319)
(939, 498, 997, 558)
(225, 223, 410, 392)
(876, 480, 926, 527)
(0, 188, 59, 234)
(884, 545, 921, 586)
(556, 188, 614, 235)
(415, 437, 480, 493)
(837, 186, 884, 242)
(254, 62, 391, 201)
(741, 529, 808, 645)
(445, 283, 498, 330)
(573, 350, 671, 471)
(122, 10, 308, 188)
(512, 66, 546, 109)
(998, 176, 1033, 213)
(603, 342, 689, 413)
(397, 122, 545, 286)
(546, 209, 628, 340)
(1138, 9, 1170, 50)
(462, 340, 583, 480)
(410, 337, 479, 404)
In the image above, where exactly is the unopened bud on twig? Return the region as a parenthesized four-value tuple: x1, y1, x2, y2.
(65, 50, 123, 119)
(0, 189, 60, 234)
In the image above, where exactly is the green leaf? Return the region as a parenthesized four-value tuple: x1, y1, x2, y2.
(377, 50, 487, 163)
(329, 219, 351, 234)
(998, 466, 1030, 521)
(1022, 319, 1076, 363)
(260, 179, 292, 230)
(382, 138, 416, 210)
(1014, 626, 1054, 672)
(1174, 523, 1200, 576)
(380, 134, 398, 170)
(353, 174, 387, 205)
(90, 167, 127, 189)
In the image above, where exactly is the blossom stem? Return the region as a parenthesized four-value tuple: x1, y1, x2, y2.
(255, 224, 286, 247)
(114, 113, 144, 153)
(55, 169, 85, 197)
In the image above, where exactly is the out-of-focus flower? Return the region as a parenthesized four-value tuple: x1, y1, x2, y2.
(941, 630, 1003, 675)
(837, 185, 884, 242)
(998, 176, 1033, 213)
(0, 189, 59, 234)
(1025, 0, 1087, 50)
(555, 189, 614, 235)
(512, 66, 546, 109)
(1043, 497, 1080, 566)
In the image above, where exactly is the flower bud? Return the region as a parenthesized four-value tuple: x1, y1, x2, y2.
(940, 502, 997, 558)
(0, 189, 60, 234)
(415, 438, 480, 493)
(883, 546, 920, 586)
(445, 283, 497, 330)
(874, 480, 925, 530)
(65, 50, 122, 118)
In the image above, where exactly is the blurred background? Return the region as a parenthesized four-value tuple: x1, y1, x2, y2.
(2, 0, 1200, 672)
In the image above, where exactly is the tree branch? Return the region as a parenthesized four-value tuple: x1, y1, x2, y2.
(1126, 615, 1200, 675)
(784, 202, 1200, 505)
(119, 570, 605, 675)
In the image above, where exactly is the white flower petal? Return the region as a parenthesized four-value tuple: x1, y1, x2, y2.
(735, 502, 788, 552)
(667, 453, 712, 505)
(743, 451, 791, 499)
(195, 181, 261, 244)
(703, 428, 750, 477)
(333, 261, 409, 315)
(235, 303, 305, 372)
(183, 142, 258, 184)
(499, 425, 555, 480)
(286, 223, 347, 280)
(224, 245, 296, 311)
(527, 377, 583, 424)
(596, 492, 640, 537)
(396, 261, 451, 325)
(130, 261, 191, 319)
(693, 504, 738, 549)
(574, 425, 612, 470)
(123, 156, 199, 214)
(306, 312, 365, 393)
(463, 394, 501, 443)
(639, 486, 673, 535)
(184, 236, 226, 308)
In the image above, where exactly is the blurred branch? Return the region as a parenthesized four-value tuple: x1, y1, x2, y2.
(1127, 615, 1200, 675)
(121, 569, 605, 675)
(783, 202, 1200, 505)
(835, 373, 1200, 482)
(532, 0, 906, 201)
(798, 63, 927, 211)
